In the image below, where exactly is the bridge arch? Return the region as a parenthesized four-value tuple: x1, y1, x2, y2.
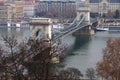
(76, 2, 90, 24)
(29, 18, 52, 41)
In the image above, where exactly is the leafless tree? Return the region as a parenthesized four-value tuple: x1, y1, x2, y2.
(57, 67, 83, 80)
(96, 38, 120, 80)
(86, 68, 95, 80)
(0, 34, 84, 80)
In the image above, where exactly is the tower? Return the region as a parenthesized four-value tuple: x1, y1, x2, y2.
(76, 1, 90, 24)
(29, 18, 52, 41)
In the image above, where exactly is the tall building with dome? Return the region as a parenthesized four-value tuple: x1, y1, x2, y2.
(89, 0, 120, 16)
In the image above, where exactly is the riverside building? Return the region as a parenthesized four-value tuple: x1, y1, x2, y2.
(88, 0, 120, 16)
(35, 1, 76, 18)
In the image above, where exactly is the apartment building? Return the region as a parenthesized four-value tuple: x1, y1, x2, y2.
(35, 1, 76, 18)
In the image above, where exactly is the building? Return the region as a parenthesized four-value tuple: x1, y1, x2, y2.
(24, 1, 36, 18)
(89, 0, 120, 16)
(35, 1, 76, 18)
(0, 0, 8, 24)
(0, 5, 7, 23)
(7, 1, 24, 23)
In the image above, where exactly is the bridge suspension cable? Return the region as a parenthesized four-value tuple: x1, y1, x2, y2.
(53, 15, 86, 41)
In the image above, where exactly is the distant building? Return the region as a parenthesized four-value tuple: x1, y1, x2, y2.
(0, 0, 38, 23)
(0, 0, 4, 4)
(0, 4, 8, 23)
(35, 1, 76, 18)
(7, 1, 24, 23)
(24, 1, 37, 17)
(89, 0, 120, 15)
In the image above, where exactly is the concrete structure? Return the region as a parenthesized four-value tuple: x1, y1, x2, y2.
(76, 2, 90, 24)
(73, 1, 95, 35)
(89, 0, 120, 15)
(29, 18, 52, 40)
(29, 18, 60, 63)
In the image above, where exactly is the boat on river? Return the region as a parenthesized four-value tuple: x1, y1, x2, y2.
(7, 22, 20, 28)
(7, 22, 29, 28)
(96, 24, 120, 32)
(96, 27, 109, 31)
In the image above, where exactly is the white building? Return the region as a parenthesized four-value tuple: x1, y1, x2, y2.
(88, 0, 120, 15)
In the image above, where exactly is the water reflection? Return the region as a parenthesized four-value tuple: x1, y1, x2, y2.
(73, 35, 92, 50)
(67, 35, 92, 55)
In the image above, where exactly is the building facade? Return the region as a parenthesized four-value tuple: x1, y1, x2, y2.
(89, 0, 120, 15)
(35, 1, 76, 18)
(0, 0, 8, 23)
(0, 4, 8, 23)
(24, 1, 36, 18)
(7, 1, 24, 23)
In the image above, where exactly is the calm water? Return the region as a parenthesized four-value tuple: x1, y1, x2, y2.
(0, 28, 31, 45)
(63, 31, 120, 75)
(1, 28, 120, 76)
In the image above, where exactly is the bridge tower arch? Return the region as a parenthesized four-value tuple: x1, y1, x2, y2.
(29, 18, 52, 41)
(76, 2, 90, 24)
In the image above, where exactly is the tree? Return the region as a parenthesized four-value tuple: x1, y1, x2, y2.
(114, 10, 120, 18)
(1, 35, 26, 80)
(57, 67, 83, 80)
(96, 38, 120, 80)
(107, 10, 114, 18)
(23, 40, 55, 80)
(86, 68, 95, 80)
(0, 34, 68, 80)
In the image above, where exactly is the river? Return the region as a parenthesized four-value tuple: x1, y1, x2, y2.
(0, 28, 30, 46)
(63, 31, 120, 76)
(0, 28, 120, 76)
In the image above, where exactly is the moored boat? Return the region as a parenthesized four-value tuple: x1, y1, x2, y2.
(96, 26, 120, 32)
(7, 22, 29, 28)
(96, 27, 109, 31)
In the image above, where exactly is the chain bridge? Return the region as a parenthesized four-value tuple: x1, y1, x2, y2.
(4, 2, 98, 66)
(29, 4, 98, 42)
